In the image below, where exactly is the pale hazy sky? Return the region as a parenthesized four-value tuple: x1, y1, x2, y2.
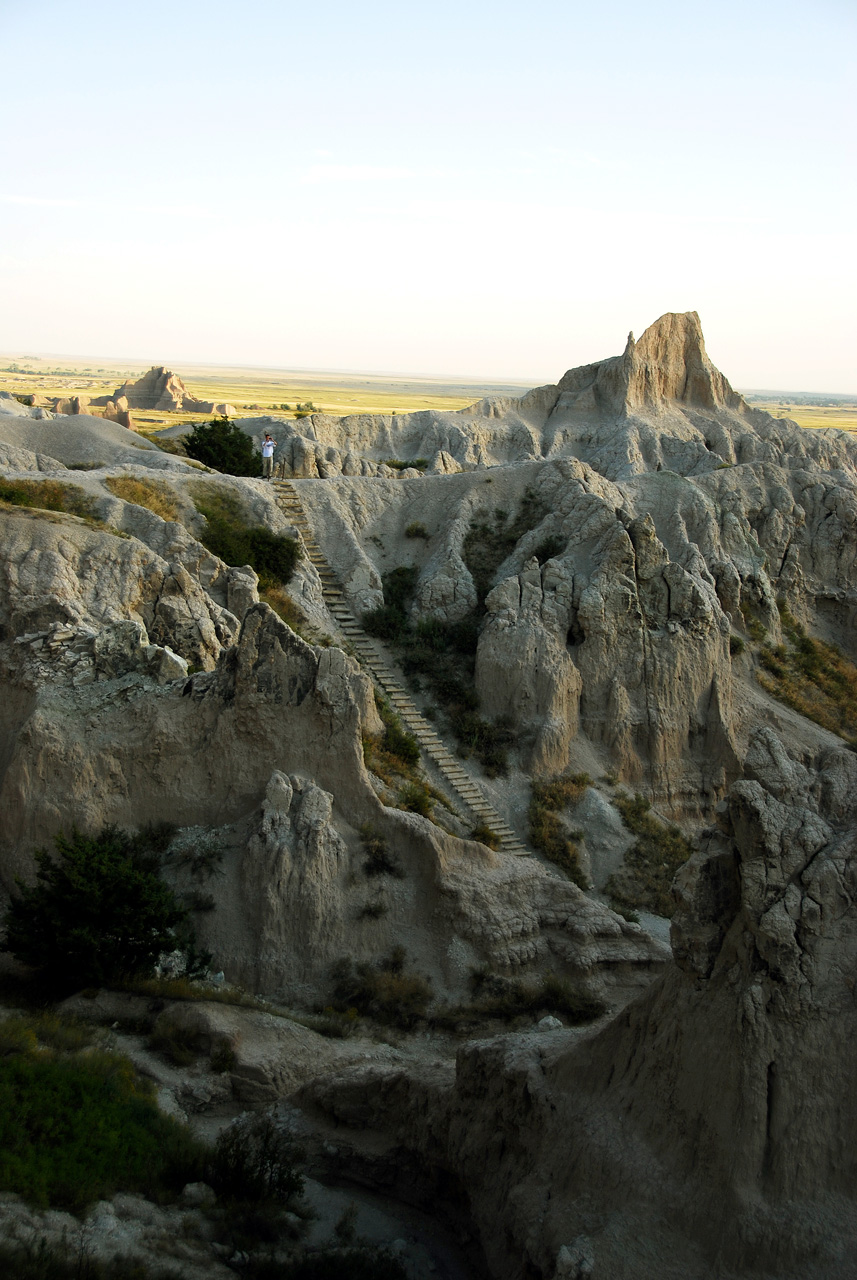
(1, 0, 854, 391)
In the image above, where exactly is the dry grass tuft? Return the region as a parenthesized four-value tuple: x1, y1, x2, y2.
(0, 478, 99, 522)
(756, 602, 857, 747)
(104, 475, 182, 522)
(528, 772, 590, 887)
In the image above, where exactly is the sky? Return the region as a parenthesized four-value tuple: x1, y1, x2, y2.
(0, 0, 854, 391)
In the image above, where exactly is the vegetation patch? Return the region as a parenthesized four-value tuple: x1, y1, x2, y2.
(431, 969, 606, 1032)
(327, 947, 432, 1029)
(260, 584, 307, 632)
(184, 416, 262, 476)
(532, 535, 565, 565)
(470, 820, 501, 850)
(363, 569, 512, 775)
(605, 792, 694, 918)
(0, 1239, 183, 1279)
(0, 1037, 206, 1213)
(360, 826, 404, 879)
(0, 478, 99, 522)
(191, 482, 299, 588)
(404, 520, 430, 539)
(384, 457, 427, 471)
(755, 601, 857, 747)
(104, 476, 181, 522)
(362, 697, 449, 819)
(462, 486, 549, 604)
(1, 825, 195, 994)
(528, 772, 590, 888)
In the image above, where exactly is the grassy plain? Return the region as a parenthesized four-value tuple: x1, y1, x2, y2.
(743, 396, 857, 433)
(0, 352, 531, 427)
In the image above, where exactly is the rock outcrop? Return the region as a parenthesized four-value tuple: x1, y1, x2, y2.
(97, 367, 237, 416)
(298, 729, 857, 1279)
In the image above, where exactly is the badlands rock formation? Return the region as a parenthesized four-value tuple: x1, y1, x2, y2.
(0, 313, 855, 1278)
(299, 729, 857, 1279)
(100, 366, 237, 417)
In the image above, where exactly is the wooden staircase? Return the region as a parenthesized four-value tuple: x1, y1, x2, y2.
(271, 478, 528, 855)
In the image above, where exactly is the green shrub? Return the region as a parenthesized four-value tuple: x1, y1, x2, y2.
(384, 458, 427, 472)
(470, 821, 501, 850)
(463, 487, 549, 606)
(404, 521, 430, 539)
(147, 1013, 202, 1067)
(1, 826, 191, 992)
(397, 780, 434, 817)
(0, 1238, 182, 1278)
(605, 792, 694, 918)
(328, 949, 431, 1028)
(183, 416, 262, 476)
(374, 695, 420, 767)
(357, 900, 388, 920)
(533, 535, 565, 564)
(729, 633, 745, 656)
(192, 483, 299, 587)
(248, 1247, 407, 1280)
(0, 1050, 207, 1212)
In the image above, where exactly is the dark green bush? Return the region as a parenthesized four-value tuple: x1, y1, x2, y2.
(463, 486, 549, 606)
(192, 485, 299, 587)
(211, 1112, 304, 1205)
(0, 1238, 180, 1278)
(533, 535, 565, 564)
(1, 827, 190, 992)
(184, 416, 262, 476)
(375, 697, 421, 766)
(397, 780, 434, 816)
(384, 458, 427, 472)
(470, 821, 501, 850)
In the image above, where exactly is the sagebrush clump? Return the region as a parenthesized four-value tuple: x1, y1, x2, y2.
(605, 792, 694, 918)
(528, 772, 590, 887)
(327, 948, 432, 1028)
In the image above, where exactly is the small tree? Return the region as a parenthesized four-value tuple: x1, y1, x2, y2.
(2, 826, 191, 990)
(184, 417, 262, 477)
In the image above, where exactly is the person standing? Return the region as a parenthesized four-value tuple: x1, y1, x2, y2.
(261, 433, 275, 479)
